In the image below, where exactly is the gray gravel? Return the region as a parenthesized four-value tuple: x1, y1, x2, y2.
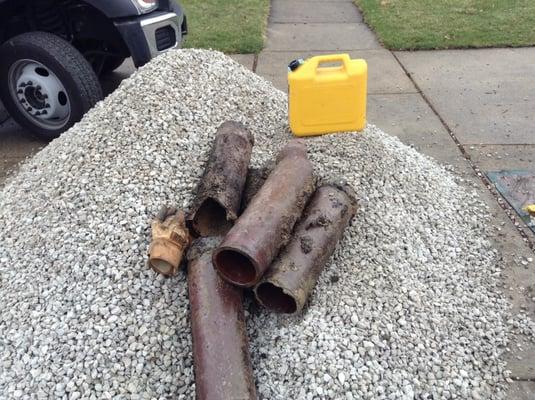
(0, 49, 532, 399)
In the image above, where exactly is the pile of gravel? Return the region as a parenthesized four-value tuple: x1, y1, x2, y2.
(0, 49, 531, 399)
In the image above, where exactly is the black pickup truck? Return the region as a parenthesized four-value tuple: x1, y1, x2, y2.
(0, 0, 187, 138)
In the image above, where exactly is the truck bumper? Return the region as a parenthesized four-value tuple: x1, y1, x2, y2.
(114, 9, 186, 68)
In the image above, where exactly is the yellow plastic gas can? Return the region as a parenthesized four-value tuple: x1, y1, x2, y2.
(288, 54, 367, 136)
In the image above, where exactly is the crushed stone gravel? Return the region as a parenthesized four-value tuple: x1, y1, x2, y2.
(0, 49, 533, 399)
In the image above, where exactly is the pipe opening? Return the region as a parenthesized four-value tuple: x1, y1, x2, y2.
(193, 199, 233, 236)
(150, 258, 173, 275)
(214, 249, 257, 285)
(255, 282, 297, 314)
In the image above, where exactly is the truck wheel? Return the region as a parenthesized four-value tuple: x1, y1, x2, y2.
(0, 31, 103, 140)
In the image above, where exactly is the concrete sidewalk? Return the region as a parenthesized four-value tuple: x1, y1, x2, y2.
(395, 48, 535, 169)
(255, 0, 535, 398)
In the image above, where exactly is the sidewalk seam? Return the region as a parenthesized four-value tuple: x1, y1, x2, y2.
(391, 51, 535, 251)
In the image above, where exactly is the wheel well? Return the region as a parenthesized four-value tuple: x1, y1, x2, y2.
(0, 0, 130, 75)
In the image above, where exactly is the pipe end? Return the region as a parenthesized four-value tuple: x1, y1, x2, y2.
(189, 198, 234, 237)
(148, 239, 184, 276)
(212, 248, 258, 287)
(149, 258, 174, 276)
(218, 120, 254, 146)
(276, 139, 307, 163)
(255, 282, 298, 314)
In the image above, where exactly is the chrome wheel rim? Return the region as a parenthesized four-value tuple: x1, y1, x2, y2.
(8, 59, 71, 129)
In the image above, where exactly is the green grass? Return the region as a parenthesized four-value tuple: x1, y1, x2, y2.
(181, 0, 270, 53)
(354, 0, 535, 50)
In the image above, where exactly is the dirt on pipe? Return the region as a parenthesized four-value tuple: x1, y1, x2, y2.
(187, 121, 254, 237)
(254, 184, 357, 313)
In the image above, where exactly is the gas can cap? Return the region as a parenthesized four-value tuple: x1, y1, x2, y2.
(288, 59, 304, 72)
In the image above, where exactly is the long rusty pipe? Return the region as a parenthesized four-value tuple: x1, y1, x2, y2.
(254, 184, 357, 313)
(212, 139, 316, 288)
(187, 237, 257, 400)
(187, 121, 254, 237)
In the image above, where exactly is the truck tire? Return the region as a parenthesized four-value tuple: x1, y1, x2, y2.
(0, 31, 103, 140)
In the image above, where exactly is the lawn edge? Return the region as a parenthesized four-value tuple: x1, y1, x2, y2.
(353, 0, 535, 51)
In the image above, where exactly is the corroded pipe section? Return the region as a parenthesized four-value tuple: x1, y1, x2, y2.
(213, 140, 316, 288)
(254, 184, 357, 313)
(187, 237, 257, 400)
(187, 121, 254, 237)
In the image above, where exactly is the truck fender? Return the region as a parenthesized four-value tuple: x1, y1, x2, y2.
(82, 0, 140, 19)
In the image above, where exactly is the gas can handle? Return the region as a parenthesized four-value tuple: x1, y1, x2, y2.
(312, 54, 351, 71)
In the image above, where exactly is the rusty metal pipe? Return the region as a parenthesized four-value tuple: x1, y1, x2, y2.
(187, 237, 257, 400)
(254, 184, 357, 313)
(213, 139, 316, 288)
(187, 121, 254, 237)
